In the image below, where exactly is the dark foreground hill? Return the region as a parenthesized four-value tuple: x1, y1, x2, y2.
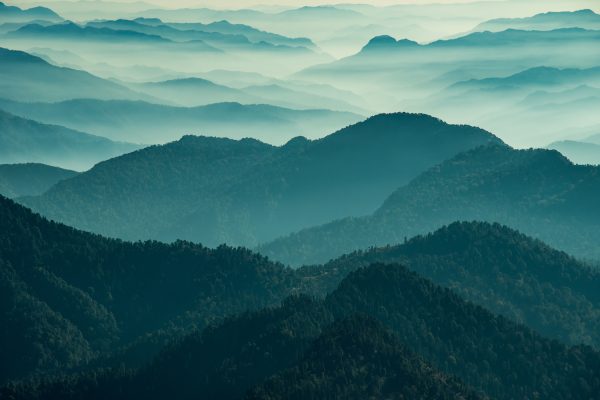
(3, 194, 600, 395)
(0, 195, 297, 384)
(260, 144, 600, 264)
(3, 263, 599, 400)
(19, 113, 501, 247)
(298, 221, 600, 349)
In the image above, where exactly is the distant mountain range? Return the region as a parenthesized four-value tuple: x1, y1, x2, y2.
(18, 113, 501, 246)
(0, 1, 62, 23)
(7, 21, 172, 42)
(297, 25, 600, 134)
(0, 98, 361, 144)
(547, 140, 600, 165)
(260, 144, 600, 265)
(473, 9, 600, 33)
(310, 27, 600, 69)
(415, 66, 600, 146)
(450, 66, 600, 92)
(2, 194, 599, 398)
(0, 16, 331, 78)
(0, 163, 77, 198)
(5, 19, 312, 54)
(85, 18, 316, 52)
(129, 77, 365, 113)
(0, 109, 140, 170)
(0, 47, 149, 103)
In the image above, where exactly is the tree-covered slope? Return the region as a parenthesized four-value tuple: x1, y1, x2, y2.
(0, 110, 140, 171)
(4, 193, 600, 395)
(326, 263, 600, 400)
(19, 113, 501, 247)
(260, 145, 600, 264)
(0, 195, 297, 384)
(0, 163, 77, 198)
(246, 315, 484, 400)
(4, 263, 599, 400)
(297, 222, 600, 348)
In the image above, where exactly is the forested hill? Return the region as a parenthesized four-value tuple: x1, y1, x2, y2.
(259, 144, 600, 265)
(3, 194, 600, 386)
(246, 315, 485, 400)
(0, 195, 297, 384)
(4, 263, 599, 400)
(0, 163, 77, 198)
(20, 112, 502, 247)
(298, 221, 600, 349)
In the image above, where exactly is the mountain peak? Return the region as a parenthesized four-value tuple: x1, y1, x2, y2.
(362, 35, 419, 52)
(324, 112, 501, 145)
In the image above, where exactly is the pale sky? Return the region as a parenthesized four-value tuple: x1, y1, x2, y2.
(10, 0, 511, 10)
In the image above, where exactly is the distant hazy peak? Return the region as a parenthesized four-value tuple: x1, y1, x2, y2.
(133, 17, 163, 25)
(361, 35, 419, 51)
(473, 9, 600, 33)
(150, 77, 221, 86)
(453, 65, 600, 89)
(0, 1, 62, 20)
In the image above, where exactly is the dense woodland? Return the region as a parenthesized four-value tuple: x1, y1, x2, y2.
(2, 195, 600, 398)
(3, 263, 600, 400)
(0, 195, 298, 383)
(299, 221, 600, 348)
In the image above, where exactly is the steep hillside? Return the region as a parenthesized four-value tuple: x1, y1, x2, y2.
(0, 163, 77, 198)
(4, 263, 599, 400)
(260, 145, 600, 264)
(20, 113, 501, 246)
(0, 110, 140, 170)
(297, 222, 600, 349)
(246, 315, 484, 400)
(0, 195, 297, 384)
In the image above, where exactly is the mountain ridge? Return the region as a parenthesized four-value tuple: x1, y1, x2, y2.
(19, 113, 501, 246)
(259, 144, 600, 265)
(0, 109, 140, 170)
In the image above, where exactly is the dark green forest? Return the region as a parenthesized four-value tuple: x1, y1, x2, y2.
(0, 195, 297, 383)
(299, 221, 600, 348)
(3, 263, 600, 400)
(2, 194, 600, 398)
